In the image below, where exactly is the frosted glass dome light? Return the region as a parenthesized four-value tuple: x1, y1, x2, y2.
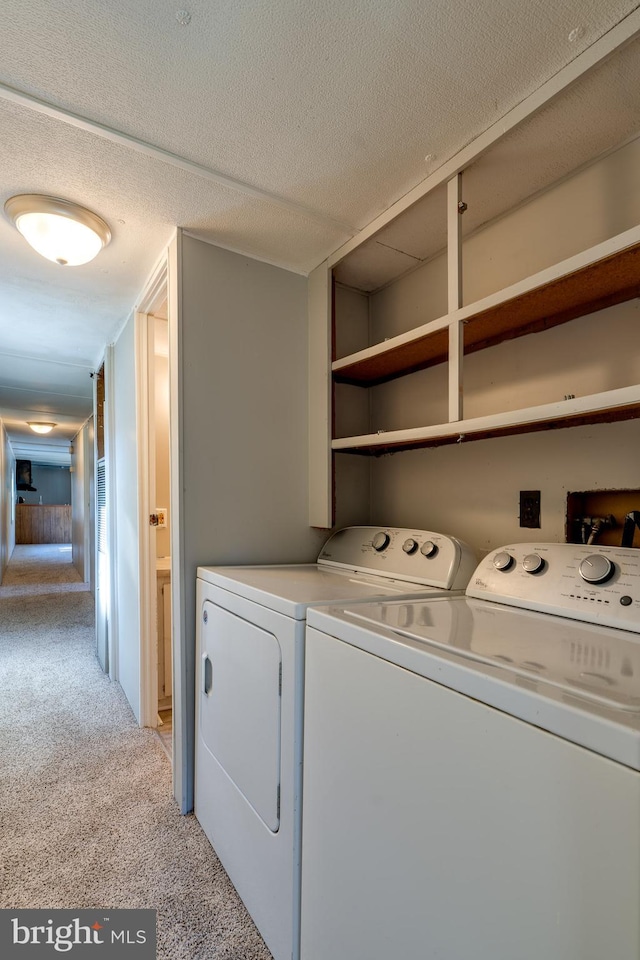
(4, 195, 111, 266)
(28, 422, 57, 434)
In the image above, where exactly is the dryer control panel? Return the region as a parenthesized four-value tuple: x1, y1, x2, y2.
(468, 543, 640, 632)
(317, 526, 477, 591)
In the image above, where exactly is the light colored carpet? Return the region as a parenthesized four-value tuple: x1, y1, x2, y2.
(0, 543, 88, 596)
(0, 545, 273, 960)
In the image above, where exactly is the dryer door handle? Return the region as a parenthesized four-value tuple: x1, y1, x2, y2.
(202, 653, 213, 696)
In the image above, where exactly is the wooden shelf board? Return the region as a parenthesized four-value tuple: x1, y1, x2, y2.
(464, 242, 640, 354)
(332, 392, 640, 456)
(332, 233, 640, 387)
(334, 326, 449, 385)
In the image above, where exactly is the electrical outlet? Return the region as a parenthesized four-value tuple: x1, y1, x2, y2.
(520, 490, 541, 528)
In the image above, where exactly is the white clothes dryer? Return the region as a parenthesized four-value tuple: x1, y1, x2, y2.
(301, 542, 640, 960)
(195, 526, 477, 960)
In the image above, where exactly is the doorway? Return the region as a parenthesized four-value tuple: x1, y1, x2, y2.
(136, 261, 175, 750)
(150, 313, 173, 755)
(136, 244, 189, 810)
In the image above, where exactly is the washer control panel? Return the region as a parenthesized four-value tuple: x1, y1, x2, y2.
(468, 543, 640, 632)
(317, 526, 477, 591)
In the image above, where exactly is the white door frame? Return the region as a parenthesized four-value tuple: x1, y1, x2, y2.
(135, 240, 188, 811)
(167, 233, 188, 813)
(136, 258, 168, 729)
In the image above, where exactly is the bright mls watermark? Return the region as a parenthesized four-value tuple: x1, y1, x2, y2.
(0, 910, 156, 958)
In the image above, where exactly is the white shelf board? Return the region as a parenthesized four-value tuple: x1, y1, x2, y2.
(332, 385, 640, 453)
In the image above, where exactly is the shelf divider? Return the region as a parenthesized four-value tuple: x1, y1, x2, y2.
(447, 173, 464, 422)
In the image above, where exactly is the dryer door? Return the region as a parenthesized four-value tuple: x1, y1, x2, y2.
(200, 601, 282, 831)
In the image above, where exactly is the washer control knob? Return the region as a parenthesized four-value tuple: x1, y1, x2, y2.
(372, 532, 390, 552)
(420, 540, 438, 558)
(493, 551, 514, 572)
(522, 553, 544, 574)
(402, 538, 418, 554)
(579, 554, 614, 584)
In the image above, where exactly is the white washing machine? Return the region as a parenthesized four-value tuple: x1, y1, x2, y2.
(195, 526, 477, 960)
(301, 542, 640, 960)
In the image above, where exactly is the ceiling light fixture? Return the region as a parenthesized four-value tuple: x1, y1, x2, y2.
(28, 422, 57, 434)
(4, 195, 111, 266)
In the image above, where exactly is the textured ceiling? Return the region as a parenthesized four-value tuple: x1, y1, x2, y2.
(0, 0, 639, 459)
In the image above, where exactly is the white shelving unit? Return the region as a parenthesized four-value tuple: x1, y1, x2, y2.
(332, 225, 640, 453)
(308, 16, 640, 528)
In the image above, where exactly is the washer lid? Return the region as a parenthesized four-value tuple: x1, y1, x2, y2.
(308, 598, 640, 769)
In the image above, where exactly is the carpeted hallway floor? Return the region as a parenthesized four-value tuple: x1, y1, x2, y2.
(0, 544, 273, 960)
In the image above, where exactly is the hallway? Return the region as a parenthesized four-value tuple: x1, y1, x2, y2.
(0, 544, 272, 960)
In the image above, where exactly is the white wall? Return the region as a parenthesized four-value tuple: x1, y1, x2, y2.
(336, 136, 640, 555)
(0, 421, 15, 581)
(334, 283, 372, 528)
(180, 237, 324, 566)
(112, 313, 142, 721)
(19, 464, 71, 505)
(370, 421, 640, 555)
(175, 235, 325, 810)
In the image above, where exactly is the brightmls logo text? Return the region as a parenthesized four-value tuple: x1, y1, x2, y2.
(13, 917, 106, 951)
(0, 910, 156, 958)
